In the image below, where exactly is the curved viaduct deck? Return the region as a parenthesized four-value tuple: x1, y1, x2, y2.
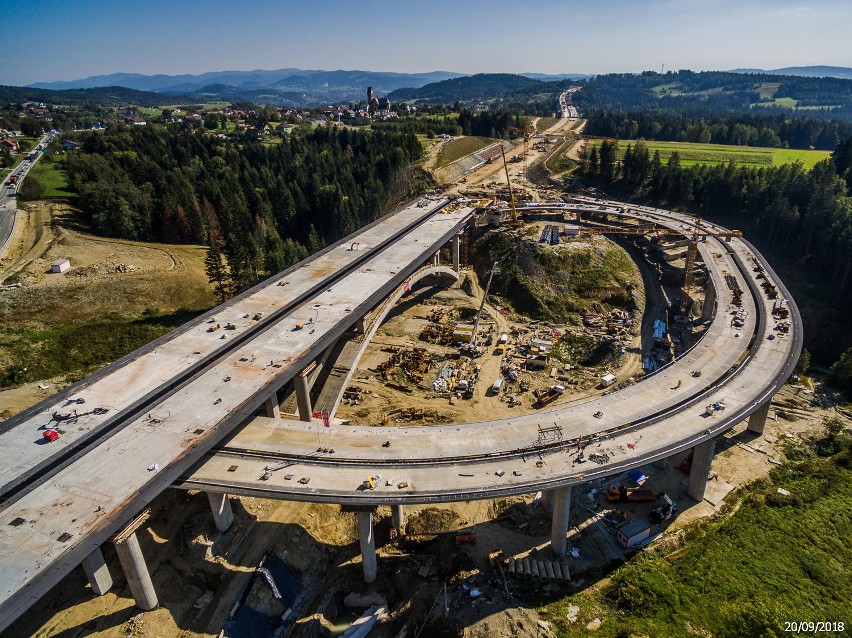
(0, 197, 474, 632)
(182, 200, 801, 505)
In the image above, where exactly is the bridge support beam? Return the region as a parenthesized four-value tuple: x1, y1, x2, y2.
(687, 438, 717, 501)
(295, 370, 313, 422)
(433, 251, 440, 266)
(653, 456, 669, 470)
(357, 510, 377, 583)
(391, 504, 405, 531)
(264, 395, 280, 419)
(747, 400, 771, 435)
(452, 234, 460, 272)
(207, 492, 234, 533)
(701, 279, 717, 323)
(81, 547, 113, 596)
(549, 486, 573, 559)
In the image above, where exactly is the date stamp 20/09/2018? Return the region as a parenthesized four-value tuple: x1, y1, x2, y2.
(783, 621, 845, 634)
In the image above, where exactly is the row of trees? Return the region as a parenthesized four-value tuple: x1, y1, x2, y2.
(580, 137, 852, 362)
(65, 124, 424, 297)
(584, 111, 852, 150)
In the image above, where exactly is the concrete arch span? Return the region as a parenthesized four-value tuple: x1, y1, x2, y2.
(327, 265, 460, 418)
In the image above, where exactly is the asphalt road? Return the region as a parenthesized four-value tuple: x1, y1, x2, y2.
(0, 134, 50, 256)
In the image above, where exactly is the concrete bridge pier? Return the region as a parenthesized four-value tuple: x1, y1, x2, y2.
(81, 547, 113, 596)
(539, 489, 554, 512)
(549, 486, 573, 559)
(207, 492, 234, 532)
(295, 365, 314, 422)
(687, 438, 717, 501)
(357, 510, 378, 583)
(701, 278, 717, 323)
(452, 234, 460, 272)
(747, 400, 772, 434)
(263, 395, 280, 419)
(433, 251, 440, 266)
(653, 456, 669, 470)
(111, 512, 158, 611)
(391, 504, 405, 531)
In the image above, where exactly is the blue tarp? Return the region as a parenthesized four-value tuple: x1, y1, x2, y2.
(627, 469, 648, 485)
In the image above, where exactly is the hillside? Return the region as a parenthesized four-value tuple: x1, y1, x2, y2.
(0, 84, 187, 107)
(573, 70, 852, 120)
(388, 73, 546, 103)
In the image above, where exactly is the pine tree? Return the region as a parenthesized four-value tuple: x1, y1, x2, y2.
(204, 240, 230, 303)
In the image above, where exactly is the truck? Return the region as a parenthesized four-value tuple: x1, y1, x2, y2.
(534, 384, 565, 407)
(8, 175, 19, 185)
(496, 333, 508, 353)
(607, 484, 657, 503)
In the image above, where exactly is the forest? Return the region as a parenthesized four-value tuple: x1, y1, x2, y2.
(579, 137, 852, 365)
(63, 124, 423, 296)
(583, 111, 852, 150)
(571, 71, 852, 120)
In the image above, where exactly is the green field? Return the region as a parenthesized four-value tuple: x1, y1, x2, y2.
(434, 135, 501, 168)
(536, 117, 559, 133)
(590, 139, 831, 170)
(26, 156, 72, 197)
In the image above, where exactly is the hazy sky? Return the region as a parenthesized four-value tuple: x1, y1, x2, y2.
(4, 0, 852, 85)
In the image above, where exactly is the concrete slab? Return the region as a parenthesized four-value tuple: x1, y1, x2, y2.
(702, 477, 735, 507)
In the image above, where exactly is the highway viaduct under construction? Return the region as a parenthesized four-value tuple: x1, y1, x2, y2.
(0, 194, 801, 631)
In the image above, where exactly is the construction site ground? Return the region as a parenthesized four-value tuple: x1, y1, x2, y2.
(4, 129, 848, 637)
(7, 380, 845, 638)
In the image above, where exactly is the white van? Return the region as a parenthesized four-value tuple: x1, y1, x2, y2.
(491, 378, 504, 394)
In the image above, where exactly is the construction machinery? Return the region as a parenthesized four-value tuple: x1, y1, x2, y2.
(606, 484, 657, 503)
(499, 145, 521, 228)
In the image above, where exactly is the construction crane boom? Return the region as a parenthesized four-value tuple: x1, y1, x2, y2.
(500, 145, 520, 227)
(470, 260, 499, 348)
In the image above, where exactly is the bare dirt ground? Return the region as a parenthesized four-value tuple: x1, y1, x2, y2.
(5, 132, 846, 638)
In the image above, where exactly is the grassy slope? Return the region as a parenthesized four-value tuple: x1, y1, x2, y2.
(590, 139, 831, 170)
(434, 136, 500, 168)
(540, 446, 852, 637)
(27, 156, 72, 197)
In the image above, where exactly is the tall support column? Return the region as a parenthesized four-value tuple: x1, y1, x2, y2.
(433, 251, 440, 266)
(81, 547, 113, 596)
(452, 234, 460, 272)
(264, 395, 280, 419)
(540, 489, 554, 513)
(295, 369, 313, 422)
(111, 511, 157, 611)
(357, 510, 377, 583)
(391, 504, 405, 531)
(701, 279, 717, 323)
(207, 492, 234, 533)
(747, 401, 771, 435)
(653, 456, 669, 470)
(549, 486, 573, 559)
(687, 438, 717, 501)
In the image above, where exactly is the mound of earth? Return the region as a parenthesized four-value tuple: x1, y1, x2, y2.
(471, 229, 639, 323)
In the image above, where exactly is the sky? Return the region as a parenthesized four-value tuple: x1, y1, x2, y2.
(3, 0, 852, 86)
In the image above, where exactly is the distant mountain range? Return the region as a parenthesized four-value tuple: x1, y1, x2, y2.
(729, 65, 852, 80)
(27, 68, 591, 106)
